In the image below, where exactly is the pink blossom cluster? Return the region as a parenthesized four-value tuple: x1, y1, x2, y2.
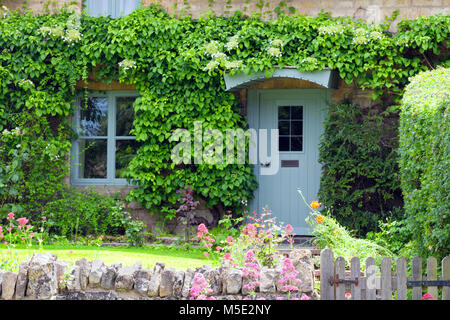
(1, 212, 34, 246)
(242, 250, 261, 295)
(278, 257, 302, 298)
(189, 273, 215, 300)
(196, 223, 216, 258)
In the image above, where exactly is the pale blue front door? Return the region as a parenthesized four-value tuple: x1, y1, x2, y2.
(247, 89, 329, 235)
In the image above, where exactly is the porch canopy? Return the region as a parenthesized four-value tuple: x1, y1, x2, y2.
(223, 66, 339, 91)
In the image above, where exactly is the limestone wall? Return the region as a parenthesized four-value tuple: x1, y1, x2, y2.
(0, 249, 316, 300)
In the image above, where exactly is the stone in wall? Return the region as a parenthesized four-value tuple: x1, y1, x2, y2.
(1, 272, 17, 300)
(115, 263, 141, 291)
(172, 269, 185, 298)
(75, 258, 91, 290)
(134, 268, 153, 295)
(26, 253, 58, 299)
(100, 266, 118, 290)
(181, 268, 194, 298)
(222, 268, 242, 295)
(15, 260, 29, 299)
(148, 262, 164, 297)
(88, 259, 105, 288)
(159, 267, 176, 297)
(289, 249, 315, 293)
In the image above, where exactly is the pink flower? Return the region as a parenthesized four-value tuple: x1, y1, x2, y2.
(285, 224, 294, 234)
(198, 223, 208, 234)
(196, 232, 203, 238)
(300, 294, 311, 300)
(7, 212, 14, 220)
(0, 233, 4, 239)
(29, 232, 34, 238)
(203, 252, 210, 258)
(7, 228, 12, 232)
(17, 217, 29, 227)
(216, 246, 222, 252)
(21, 237, 25, 241)
(42, 216, 46, 220)
(345, 292, 351, 300)
(223, 253, 233, 261)
(422, 293, 434, 300)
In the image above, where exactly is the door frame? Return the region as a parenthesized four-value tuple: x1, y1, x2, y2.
(247, 88, 331, 234)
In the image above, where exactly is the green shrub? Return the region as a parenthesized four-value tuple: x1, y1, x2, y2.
(318, 103, 404, 235)
(399, 67, 450, 261)
(42, 187, 146, 245)
(306, 210, 393, 268)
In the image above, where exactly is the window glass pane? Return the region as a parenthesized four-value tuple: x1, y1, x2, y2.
(279, 137, 290, 151)
(115, 140, 140, 178)
(291, 121, 302, 136)
(80, 97, 108, 136)
(278, 106, 290, 120)
(78, 139, 107, 178)
(116, 97, 136, 136)
(291, 136, 302, 151)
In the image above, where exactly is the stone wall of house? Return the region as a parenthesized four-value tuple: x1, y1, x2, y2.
(0, 249, 316, 300)
(2, 0, 449, 21)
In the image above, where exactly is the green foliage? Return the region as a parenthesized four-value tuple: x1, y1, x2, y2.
(318, 103, 404, 235)
(399, 67, 450, 261)
(0, 5, 448, 227)
(42, 187, 147, 245)
(306, 210, 393, 268)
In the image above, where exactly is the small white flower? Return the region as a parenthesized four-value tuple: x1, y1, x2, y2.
(203, 60, 220, 72)
(225, 35, 239, 51)
(270, 39, 284, 47)
(204, 41, 221, 57)
(224, 60, 243, 70)
(267, 47, 282, 57)
(119, 59, 137, 72)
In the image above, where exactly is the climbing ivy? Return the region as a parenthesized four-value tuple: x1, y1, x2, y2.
(0, 4, 448, 223)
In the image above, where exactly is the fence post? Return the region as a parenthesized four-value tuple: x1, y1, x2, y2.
(396, 257, 407, 300)
(365, 257, 376, 300)
(443, 256, 450, 300)
(381, 258, 392, 300)
(350, 257, 361, 300)
(335, 257, 346, 300)
(412, 257, 422, 300)
(426, 257, 438, 300)
(320, 248, 334, 300)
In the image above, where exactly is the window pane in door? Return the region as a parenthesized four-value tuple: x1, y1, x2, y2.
(80, 97, 108, 136)
(116, 97, 136, 136)
(117, 0, 140, 17)
(291, 136, 303, 151)
(86, 0, 111, 17)
(78, 139, 107, 178)
(115, 140, 140, 178)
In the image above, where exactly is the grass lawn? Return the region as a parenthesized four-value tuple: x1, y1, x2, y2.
(0, 244, 215, 271)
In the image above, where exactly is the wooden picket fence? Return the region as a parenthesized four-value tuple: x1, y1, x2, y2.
(320, 249, 450, 300)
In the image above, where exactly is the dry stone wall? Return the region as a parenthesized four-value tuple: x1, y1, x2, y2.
(0, 249, 316, 300)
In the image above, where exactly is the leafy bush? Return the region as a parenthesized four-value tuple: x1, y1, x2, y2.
(42, 187, 147, 245)
(399, 67, 450, 261)
(318, 103, 403, 235)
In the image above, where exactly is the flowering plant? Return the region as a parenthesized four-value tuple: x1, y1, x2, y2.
(242, 250, 261, 299)
(189, 273, 215, 300)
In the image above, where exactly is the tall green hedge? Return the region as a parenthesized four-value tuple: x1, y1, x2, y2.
(399, 68, 449, 260)
(318, 103, 403, 236)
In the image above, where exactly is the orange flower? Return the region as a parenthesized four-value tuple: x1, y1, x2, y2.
(310, 201, 321, 209)
(316, 215, 324, 224)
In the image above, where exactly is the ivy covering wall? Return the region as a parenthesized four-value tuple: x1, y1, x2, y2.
(0, 4, 448, 225)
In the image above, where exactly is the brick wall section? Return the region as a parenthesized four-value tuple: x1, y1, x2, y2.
(3, 0, 449, 21)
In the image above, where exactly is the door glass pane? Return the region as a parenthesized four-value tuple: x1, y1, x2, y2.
(115, 140, 140, 178)
(278, 105, 303, 152)
(78, 139, 107, 178)
(80, 97, 108, 136)
(278, 106, 290, 120)
(291, 136, 303, 151)
(117, 0, 140, 17)
(291, 120, 302, 136)
(279, 137, 290, 151)
(278, 120, 290, 135)
(86, 0, 111, 17)
(116, 97, 136, 136)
